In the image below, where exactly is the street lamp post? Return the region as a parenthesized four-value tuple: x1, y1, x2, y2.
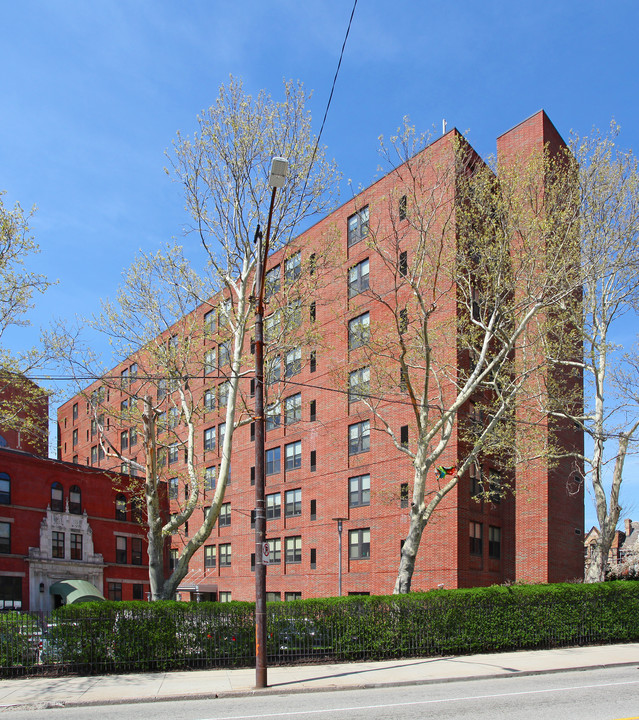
(254, 156, 288, 690)
(333, 517, 347, 597)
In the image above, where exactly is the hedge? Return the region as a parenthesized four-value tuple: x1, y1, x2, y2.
(2, 580, 638, 675)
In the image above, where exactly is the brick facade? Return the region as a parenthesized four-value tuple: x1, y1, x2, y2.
(0, 447, 152, 610)
(56, 110, 584, 601)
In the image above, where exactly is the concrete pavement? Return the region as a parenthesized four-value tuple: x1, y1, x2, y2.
(0, 642, 637, 711)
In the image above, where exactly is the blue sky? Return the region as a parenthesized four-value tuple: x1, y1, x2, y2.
(1, 0, 638, 527)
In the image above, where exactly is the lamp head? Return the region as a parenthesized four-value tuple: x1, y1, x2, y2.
(269, 157, 288, 188)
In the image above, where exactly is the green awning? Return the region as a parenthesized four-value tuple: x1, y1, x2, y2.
(49, 579, 105, 604)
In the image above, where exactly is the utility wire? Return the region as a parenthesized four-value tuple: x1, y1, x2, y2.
(288, 0, 359, 242)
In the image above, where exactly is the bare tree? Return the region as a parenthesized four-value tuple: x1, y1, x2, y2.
(0, 191, 52, 451)
(548, 125, 639, 583)
(346, 122, 581, 594)
(51, 78, 338, 599)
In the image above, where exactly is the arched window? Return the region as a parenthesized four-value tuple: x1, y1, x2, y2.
(115, 494, 127, 521)
(69, 485, 81, 515)
(0, 473, 10, 505)
(51, 482, 64, 512)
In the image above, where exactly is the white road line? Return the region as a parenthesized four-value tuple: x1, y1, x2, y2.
(197, 678, 639, 720)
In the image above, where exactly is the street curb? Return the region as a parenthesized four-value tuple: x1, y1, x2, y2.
(3, 659, 638, 712)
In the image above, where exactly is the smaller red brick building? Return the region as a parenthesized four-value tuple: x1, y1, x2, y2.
(0, 447, 153, 611)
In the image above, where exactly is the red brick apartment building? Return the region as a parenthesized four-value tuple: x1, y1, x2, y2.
(0, 382, 152, 610)
(57, 111, 584, 602)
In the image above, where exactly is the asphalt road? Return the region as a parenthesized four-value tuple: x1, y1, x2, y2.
(5, 666, 639, 719)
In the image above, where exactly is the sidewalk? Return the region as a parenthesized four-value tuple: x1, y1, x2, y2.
(0, 642, 636, 711)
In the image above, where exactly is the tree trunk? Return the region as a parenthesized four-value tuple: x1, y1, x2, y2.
(394, 509, 426, 593)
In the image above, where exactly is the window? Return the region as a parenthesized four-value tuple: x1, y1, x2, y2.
(157, 378, 167, 402)
(121, 367, 130, 389)
(108, 582, 122, 601)
(52, 531, 65, 559)
(204, 389, 216, 411)
(204, 466, 216, 491)
(219, 502, 231, 527)
(266, 493, 281, 520)
(310, 547, 317, 568)
(285, 488, 302, 517)
(285, 536, 302, 563)
(489, 526, 501, 559)
(348, 312, 370, 349)
(169, 548, 178, 570)
(219, 340, 231, 368)
(400, 482, 409, 508)
(168, 406, 179, 430)
(204, 308, 216, 335)
(91, 445, 98, 465)
(250, 422, 255, 441)
(284, 394, 301, 425)
(51, 482, 64, 512)
(400, 425, 409, 447)
(349, 528, 370, 559)
(219, 543, 232, 567)
(204, 545, 216, 569)
(349, 474, 370, 508)
(72, 402, 79, 421)
(310, 499, 317, 520)
(285, 441, 302, 470)
(265, 265, 280, 298)
(204, 349, 216, 375)
(116, 536, 127, 564)
(265, 310, 281, 343)
(266, 355, 281, 385)
(348, 258, 369, 297)
(347, 206, 369, 247)
(69, 533, 83, 560)
(349, 367, 370, 403)
(266, 592, 281, 602)
(219, 298, 232, 327)
(285, 347, 301, 377)
(310, 399, 316, 422)
(310, 301, 316, 323)
(157, 411, 166, 435)
(218, 381, 230, 408)
(399, 250, 408, 277)
(132, 584, 143, 600)
(204, 427, 216, 452)
(0, 576, 21, 609)
(310, 351, 316, 373)
(219, 423, 226, 448)
(168, 478, 178, 500)
(310, 449, 317, 472)
(0, 473, 12, 505)
(268, 538, 281, 564)
(266, 402, 281, 431)
(120, 429, 129, 452)
(285, 252, 301, 283)
(349, 420, 370, 455)
(72, 429, 78, 447)
(286, 299, 303, 328)
(219, 591, 232, 603)
(285, 592, 302, 601)
(266, 447, 281, 475)
(115, 494, 127, 520)
(168, 443, 179, 465)
(399, 308, 408, 334)
(131, 537, 143, 565)
(399, 194, 407, 221)
(470, 522, 483, 556)
(0, 522, 10, 554)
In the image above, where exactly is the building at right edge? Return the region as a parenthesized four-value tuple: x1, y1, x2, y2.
(56, 110, 584, 601)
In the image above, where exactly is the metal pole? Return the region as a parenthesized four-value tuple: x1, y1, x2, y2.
(337, 519, 343, 597)
(254, 186, 277, 690)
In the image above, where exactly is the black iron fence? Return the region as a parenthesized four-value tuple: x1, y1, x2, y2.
(2, 581, 638, 676)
